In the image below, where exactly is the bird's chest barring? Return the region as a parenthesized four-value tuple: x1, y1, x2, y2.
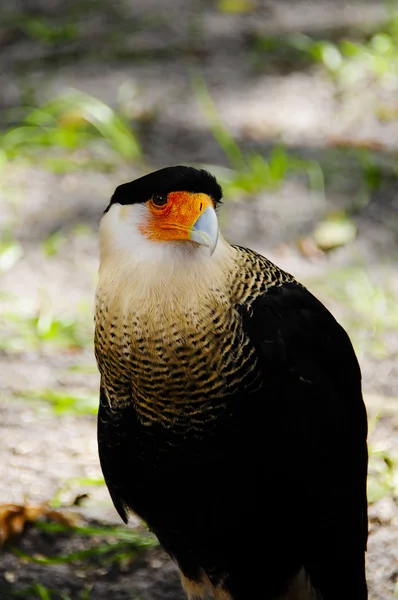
(97, 320, 259, 427)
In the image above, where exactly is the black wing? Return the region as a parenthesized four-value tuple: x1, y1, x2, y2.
(241, 281, 368, 600)
(97, 388, 131, 524)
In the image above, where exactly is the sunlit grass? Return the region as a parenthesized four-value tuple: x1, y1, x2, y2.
(367, 413, 398, 503)
(0, 90, 141, 172)
(217, 0, 255, 13)
(0, 237, 23, 272)
(50, 477, 105, 509)
(368, 442, 398, 504)
(67, 363, 98, 375)
(308, 265, 398, 359)
(311, 9, 398, 93)
(308, 264, 398, 500)
(1, 281, 94, 354)
(192, 74, 325, 198)
(252, 5, 398, 94)
(41, 231, 68, 258)
(3, 308, 93, 353)
(19, 389, 98, 416)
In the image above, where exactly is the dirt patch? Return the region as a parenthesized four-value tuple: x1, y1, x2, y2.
(0, 528, 185, 600)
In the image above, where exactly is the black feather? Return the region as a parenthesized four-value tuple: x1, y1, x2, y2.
(104, 166, 223, 213)
(97, 270, 368, 599)
(239, 282, 368, 599)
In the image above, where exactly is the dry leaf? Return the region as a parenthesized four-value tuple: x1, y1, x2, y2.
(297, 237, 324, 259)
(0, 503, 80, 546)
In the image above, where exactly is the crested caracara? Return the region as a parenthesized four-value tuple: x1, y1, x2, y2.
(95, 166, 368, 600)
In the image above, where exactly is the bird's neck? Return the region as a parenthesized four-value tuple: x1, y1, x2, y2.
(96, 233, 235, 314)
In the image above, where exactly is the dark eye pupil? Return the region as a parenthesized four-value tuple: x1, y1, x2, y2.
(152, 194, 167, 206)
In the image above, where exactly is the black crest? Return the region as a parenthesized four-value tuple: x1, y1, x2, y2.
(104, 166, 223, 213)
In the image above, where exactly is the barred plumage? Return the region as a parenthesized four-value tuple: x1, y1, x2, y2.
(95, 246, 293, 428)
(95, 166, 368, 600)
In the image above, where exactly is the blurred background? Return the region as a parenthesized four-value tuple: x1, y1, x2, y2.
(1, 0, 398, 598)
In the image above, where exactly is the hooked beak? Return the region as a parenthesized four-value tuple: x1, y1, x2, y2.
(189, 205, 219, 256)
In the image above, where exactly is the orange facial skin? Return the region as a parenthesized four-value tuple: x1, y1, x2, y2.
(139, 191, 214, 242)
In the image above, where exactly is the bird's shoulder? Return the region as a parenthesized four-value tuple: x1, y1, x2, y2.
(232, 245, 368, 537)
(231, 245, 361, 386)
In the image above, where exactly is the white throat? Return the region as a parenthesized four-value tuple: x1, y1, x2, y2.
(96, 203, 234, 312)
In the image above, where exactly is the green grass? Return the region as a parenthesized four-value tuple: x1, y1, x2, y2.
(217, 0, 255, 13)
(308, 265, 398, 359)
(308, 264, 398, 500)
(312, 7, 398, 93)
(3, 309, 93, 353)
(2, 285, 94, 353)
(11, 583, 91, 600)
(368, 414, 398, 503)
(10, 521, 158, 567)
(40, 224, 93, 258)
(67, 364, 98, 375)
(192, 74, 325, 198)
(9, 15, 80, 45)
(0, 90, 141, 172)
(0, 236, 23, 272)
(7, 521, 158, 599)
(368, 442, 398, 503)
(252, 4, 398, 94)
(193, 70, 387, 216)
(50, 476, 105, 509)
(41, 231, 68, 258)
(19, 390, 98, 416)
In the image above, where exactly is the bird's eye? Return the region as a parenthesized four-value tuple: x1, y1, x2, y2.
(151, 194, 168, 207)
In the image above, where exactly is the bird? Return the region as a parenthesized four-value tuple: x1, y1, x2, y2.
(94, 165, 368, 600)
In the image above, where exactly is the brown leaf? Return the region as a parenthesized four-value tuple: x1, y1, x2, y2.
(296, 237, 325, 259)
(0, 503, 80, 546)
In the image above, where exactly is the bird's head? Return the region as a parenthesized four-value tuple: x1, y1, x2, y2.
(100, 166, 222, 265)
